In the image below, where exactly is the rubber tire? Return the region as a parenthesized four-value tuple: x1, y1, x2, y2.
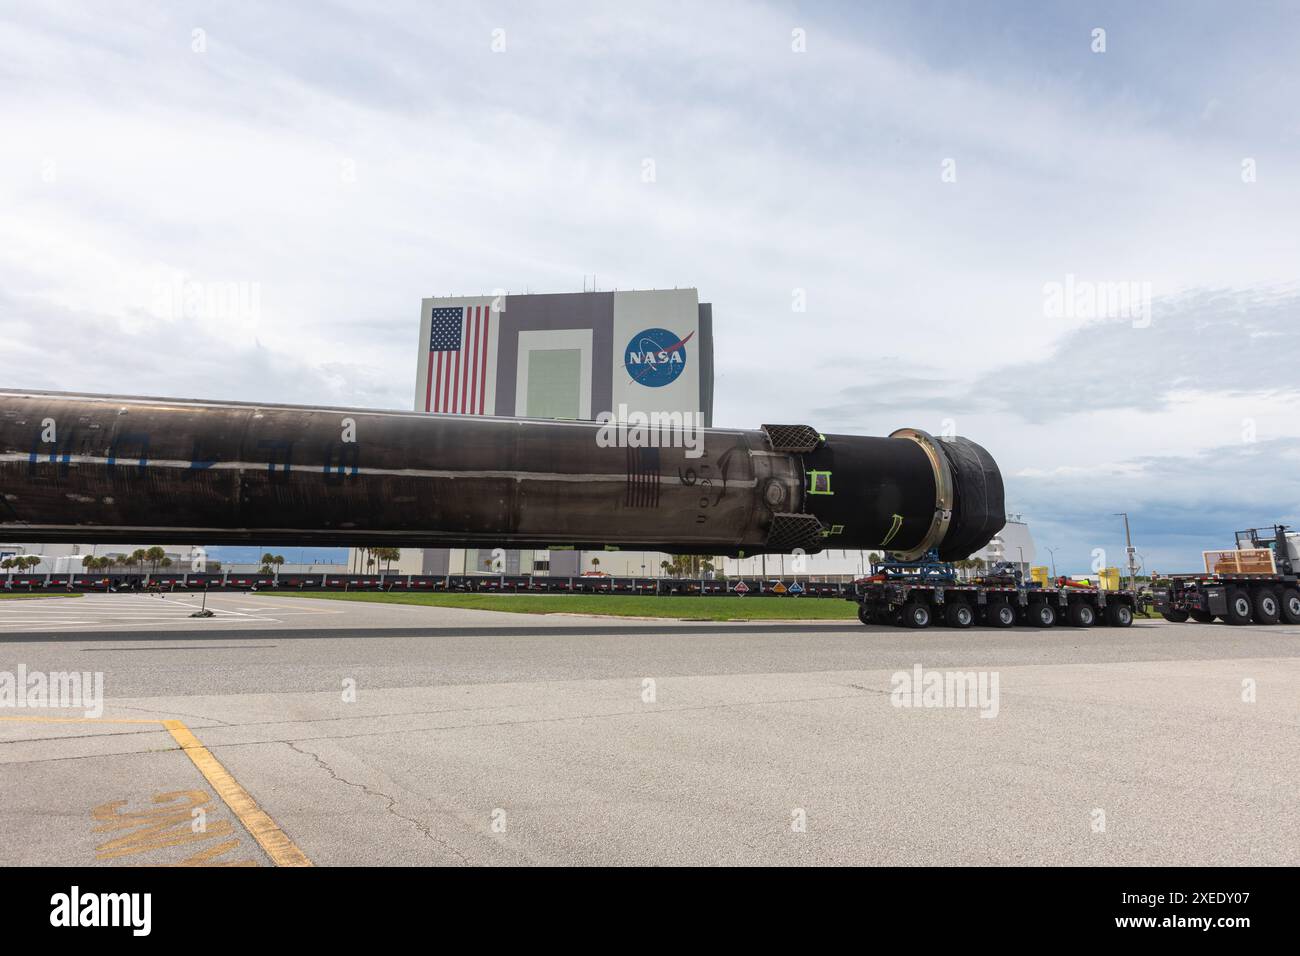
(1224, 588, 1253, 626)
(1188, 609, 1215, 623)
(900, 602, 931, 629)
(1162, 610, 1190, 623)
(1105, 603, 1134, 628)
(944, 602, 974, 628)
(857, 603, 873, 626)
(1281, 587, 1300, 625)
(986, 602, 1016, 628)
(1023, 603, 1056, 628)
(1067, 602, 1097, 628)
(1252, 588, 1281, 625)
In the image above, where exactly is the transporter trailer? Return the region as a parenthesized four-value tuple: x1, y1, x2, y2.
(1153, 524, 1300, 626)
(848, 554, 1136, 629)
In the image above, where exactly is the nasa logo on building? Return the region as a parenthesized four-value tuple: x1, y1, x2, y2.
(624, 327, 692, 388)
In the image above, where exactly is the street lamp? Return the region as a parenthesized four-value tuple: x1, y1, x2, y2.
(1114, 513, 1138, 592)
(1046, 546, 1059, 580)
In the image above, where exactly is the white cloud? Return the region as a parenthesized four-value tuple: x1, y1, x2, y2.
(1, 0, 1298, 569)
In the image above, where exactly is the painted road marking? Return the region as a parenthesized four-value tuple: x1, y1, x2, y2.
(79, 645, 279, 651)
(0, 594, 348, 631)
(0, 716, 162, 725)
(164, 720, 312, 867)
(93, 789, 257, 866)
(0, 715, 312, 867)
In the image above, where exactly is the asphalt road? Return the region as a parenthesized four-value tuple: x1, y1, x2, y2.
(2, 593, 1296, 866)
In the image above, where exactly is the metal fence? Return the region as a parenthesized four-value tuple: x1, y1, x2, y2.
(1, 572, 855, 598)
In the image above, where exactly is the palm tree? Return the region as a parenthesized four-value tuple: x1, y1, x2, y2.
(273, 554, 285, 575)
(145, 546, 166, 573)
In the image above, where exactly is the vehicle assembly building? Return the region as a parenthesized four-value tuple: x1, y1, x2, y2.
(408, 288, 715, 577)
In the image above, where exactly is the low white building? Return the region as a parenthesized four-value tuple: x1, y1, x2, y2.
(971, 515, 1037, 579)
(0, 542, 199, 574)
(715, 514, 1040, 581)
(716, 549, 878, 582)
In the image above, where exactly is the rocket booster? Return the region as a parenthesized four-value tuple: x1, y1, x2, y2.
(0, 389, 1004, 559)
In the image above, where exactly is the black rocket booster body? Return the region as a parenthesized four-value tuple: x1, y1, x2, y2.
(0, 390, 1004, 559)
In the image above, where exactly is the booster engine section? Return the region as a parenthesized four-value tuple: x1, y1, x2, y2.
(0, 390, 1004, 559)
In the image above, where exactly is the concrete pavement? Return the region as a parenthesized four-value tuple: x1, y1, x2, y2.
(1, 594, 1296, 865)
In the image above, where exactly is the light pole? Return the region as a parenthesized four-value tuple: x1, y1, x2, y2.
(1046, 546, 1059, 580)
(1115, 513, 1138, 592)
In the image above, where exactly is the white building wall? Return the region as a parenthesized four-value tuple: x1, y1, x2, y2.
(611, 289, 701, 419)
(718, 549, 877, 580)
(0, 542, 199, 575)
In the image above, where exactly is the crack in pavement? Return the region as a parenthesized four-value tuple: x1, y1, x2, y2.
(113, 704, 234, 726)
(190, 690, 874, 750)
(0, 746, 182, 765)
(282, 739, 471, 866)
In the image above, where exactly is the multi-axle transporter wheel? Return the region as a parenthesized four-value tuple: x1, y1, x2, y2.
(1252, 588, 1281, 625)
(1067, 602, 1097, 627)
(1282, 588, 1300, 625)
(1022, 603, 1056, 628)
(1162, 610, 1190, 623)
(857, 603, 874, 626)
(1224, 588, 1253, 625)
(985, 601, 1016, 627)
(944, 602, 974, 628)
(1189, 609, 1215, 623)
(900, 602, 931, 628)
(1105, 603, 1134, 627)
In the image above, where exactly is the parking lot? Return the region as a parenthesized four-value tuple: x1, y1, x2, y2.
(2, 594, 1297, 865)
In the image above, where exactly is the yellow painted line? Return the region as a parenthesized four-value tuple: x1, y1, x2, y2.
(2, 714, 312, 867)
(163, 720, 312, 867)
(0, 715, 163, 724)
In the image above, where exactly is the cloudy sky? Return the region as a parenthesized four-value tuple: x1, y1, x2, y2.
(2, 1, 1297, 572)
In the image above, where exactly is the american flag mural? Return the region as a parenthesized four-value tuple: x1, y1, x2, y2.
(425, 304, 492, 414)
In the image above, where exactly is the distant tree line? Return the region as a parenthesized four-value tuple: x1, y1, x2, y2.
(81, 547, 177, 575)
(659, 555, 716, 577)
(1, 555, 41, 572)
(362, 547, 401, 573)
